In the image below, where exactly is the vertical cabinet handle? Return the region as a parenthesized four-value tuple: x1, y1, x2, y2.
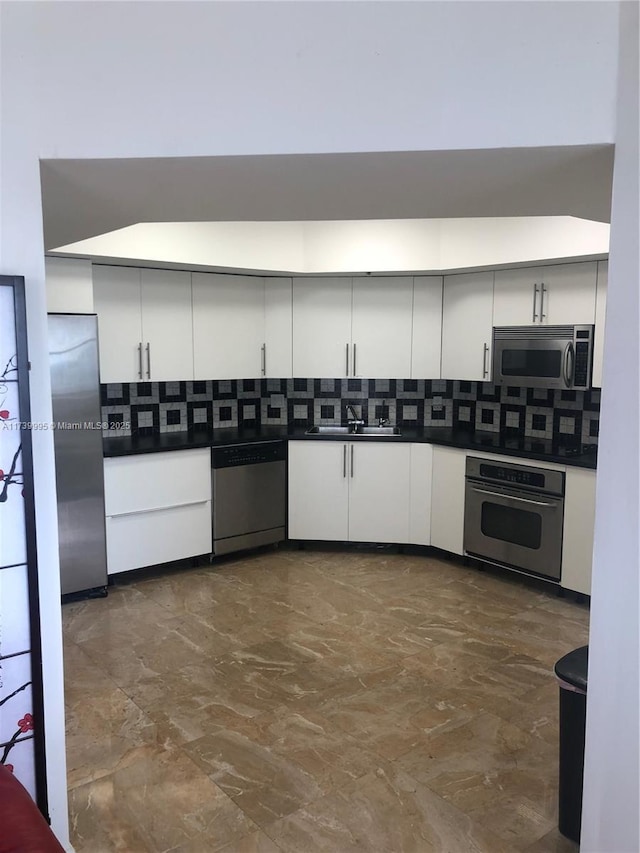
(350, 444, 354, 478)
(353, 343, 357, 377)
(261, 343, 266, 376)
(137, 342, 143, 379)
(145, 342, 151, 379)
(532, 284, 539, 322)
(345, 343, 349, 376)
(343, 444, 347, 478)
(540, 284, 547, 321)
(482, 343, 489, 378)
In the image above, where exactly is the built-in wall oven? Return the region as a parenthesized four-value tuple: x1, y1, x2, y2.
(463, 457, 565, 582)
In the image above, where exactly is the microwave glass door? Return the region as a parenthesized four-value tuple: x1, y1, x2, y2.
(500, 347, 562, 379)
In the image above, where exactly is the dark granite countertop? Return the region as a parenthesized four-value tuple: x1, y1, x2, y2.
(103, 425, 597, 469)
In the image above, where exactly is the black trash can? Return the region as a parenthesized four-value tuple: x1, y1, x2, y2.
(554, 645, 589, 844)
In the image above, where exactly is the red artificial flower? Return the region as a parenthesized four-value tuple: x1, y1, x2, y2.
(0, 410, 9, 419)
(17, 714, 33, 733)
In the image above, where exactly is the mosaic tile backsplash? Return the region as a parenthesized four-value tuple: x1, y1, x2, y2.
(102, 379, 600, 446)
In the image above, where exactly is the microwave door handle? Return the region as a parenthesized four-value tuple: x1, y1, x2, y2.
(563, 342, 575, 387)
(470, 486, 558, 508)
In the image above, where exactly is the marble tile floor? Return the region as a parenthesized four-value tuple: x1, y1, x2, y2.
(62, 546, 588, 852)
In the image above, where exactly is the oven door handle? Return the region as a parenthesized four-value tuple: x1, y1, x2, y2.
(469, 486, 559, 508)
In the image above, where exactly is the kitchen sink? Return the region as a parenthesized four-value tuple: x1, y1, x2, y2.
(356, 426, 401, 436)
(305, 425, 401, 437)
(306, 425, 352, 435)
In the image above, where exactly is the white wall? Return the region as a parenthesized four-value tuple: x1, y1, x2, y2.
(438, 217, 610, 269)
(54, 222, 305, 274)
(53, 217, 609, 274)
(0, 1, 625, 847)
(581, 3, 640, 851)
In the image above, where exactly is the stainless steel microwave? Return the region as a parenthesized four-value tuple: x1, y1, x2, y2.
(492, 325, 594, 390)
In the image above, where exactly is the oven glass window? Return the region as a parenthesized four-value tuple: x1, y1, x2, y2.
(501, 348, 562, 378)
(481, 503, 542, 550)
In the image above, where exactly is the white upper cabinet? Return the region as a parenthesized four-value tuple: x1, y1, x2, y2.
(351, 277, 413, 379)
(93, 265, 144, 383)
(93, 265, 193, 383)
(441, 271, 494, 381)
(264, 277, 293, 377)
(140, 268, 193, 382)
(293, 277, 353, 377)
(592, 260, 607, 387)
(411, 276, 443, 379)
(193, 273, 292, 380)
(493, 262, 598, 326)
(293, 276, 416, 378)
(193, 273, 264, 380)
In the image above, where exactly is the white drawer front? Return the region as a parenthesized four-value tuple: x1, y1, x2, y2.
(106, 501, 212, 574)
(104, 449, 211, 515)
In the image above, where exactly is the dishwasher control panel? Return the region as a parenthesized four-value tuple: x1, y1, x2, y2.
(212, 440, 287, 468)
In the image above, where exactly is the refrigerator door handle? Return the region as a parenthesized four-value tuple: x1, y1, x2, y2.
(138, 342, 143, 379)
(145, 342, 151, 379)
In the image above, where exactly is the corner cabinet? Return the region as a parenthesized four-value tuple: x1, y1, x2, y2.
(288, 440, 411, 544)
(93, 265, 193, 383)
(103, 449, 212, 574)
(429, 445, 467, 555)
(493, 262, 597, 327)
(192, 273, 292, 380)
(441, 271, 494, 382)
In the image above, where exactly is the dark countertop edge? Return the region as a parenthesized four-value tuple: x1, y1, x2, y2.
(103, 427, 597, 470)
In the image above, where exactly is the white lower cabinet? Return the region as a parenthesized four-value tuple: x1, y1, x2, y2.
(430, 445, 467, 555)
(288, 441, 349, 541)
(562, 468, 597, 595)
(409, 444, 433, 546)
(288, 441, 410, 544)
(103, 449, 212, 574)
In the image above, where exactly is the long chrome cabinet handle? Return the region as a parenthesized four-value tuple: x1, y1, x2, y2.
(108, 499, 210, 519)
(353, 343, 357, 377)
(145, 342, 151, 379)
(350, 444, 354, 478)
(261, 343, 266, 376)
(540, 284, 547, 321)
(482, 343, 489, 378)
(532, 284, 539, 322)
(343, 444, 347, 478)
(470, 486, 557, 508)
(137, 342, 143, 379)
(345, 343, 349, 376)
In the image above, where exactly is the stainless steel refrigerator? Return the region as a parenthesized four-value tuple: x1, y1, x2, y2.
(48, 314, 108, 596)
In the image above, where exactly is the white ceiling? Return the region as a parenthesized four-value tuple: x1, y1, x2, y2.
(40, 145, 614, 251)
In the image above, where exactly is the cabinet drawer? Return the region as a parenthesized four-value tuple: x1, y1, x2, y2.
(104, 449, 211, 515)
(106, 501, 212, 574)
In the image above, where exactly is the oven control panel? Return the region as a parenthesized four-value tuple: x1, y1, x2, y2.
(466, 456, 565, 497)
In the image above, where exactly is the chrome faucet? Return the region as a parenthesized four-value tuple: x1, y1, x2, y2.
(346, 404, 364, 431)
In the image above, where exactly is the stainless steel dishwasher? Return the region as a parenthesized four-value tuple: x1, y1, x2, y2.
(211, 440, 287, 556)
